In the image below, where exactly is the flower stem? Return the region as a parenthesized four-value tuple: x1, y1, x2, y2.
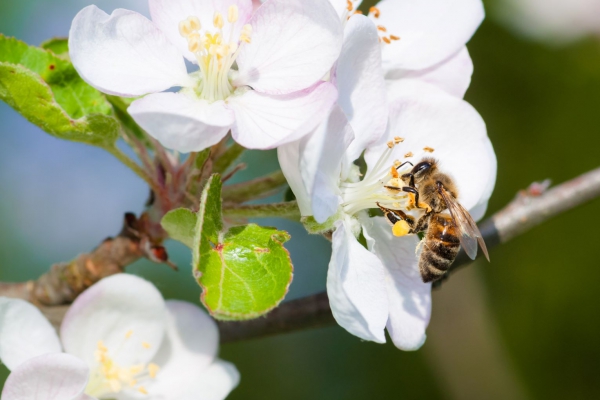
(106, 146, 161, 194)
(213, 142, 246, 174)
(222, 201, 301, 221)
(222, 170, 288, 203)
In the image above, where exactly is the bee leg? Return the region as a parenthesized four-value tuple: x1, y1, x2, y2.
(402, 186, 432, 213)
(413, 213, 430, 233)
(401, 173, 416, 188)
(376, 203, 416, 237)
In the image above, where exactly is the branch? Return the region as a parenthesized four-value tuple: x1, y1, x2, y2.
(222, 171, 287, 203)
(216, 166, 600, 343)
(222, 201, 301, 221)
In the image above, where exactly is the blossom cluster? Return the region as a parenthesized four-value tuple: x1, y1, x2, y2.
(66, 0, 495, 350)
(0, 0, 496, 397)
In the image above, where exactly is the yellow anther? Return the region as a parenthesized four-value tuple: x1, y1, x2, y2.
(390, 166, 399, 179)
(109, 379, 122, 393)
(390, 35, 400, 41)
(404, 151, 413, 158)
(346, 0, 353, 11)
(392, 220, 411, 237)
(387, 140, 394, 149)
(188, 33, 202, 53)
(382, 36, 391, 44)
(148, 363, 160, 379)
(125, 330, 133, 339)
(179, 16, 201, 37)
(228, 5, 239, 23)
(423, 146, 435, 153)
(142, 342, 151, 349)
(377, 25, 387, 32)
(394, 136, 404, 143)
(240, 24, 252, 44)
(369, 6, 381, 18)
(213, 12, 224, 29)
(130, 364, 144, 375)
(129, 379, 137, 387)
(138, 386, 148, 395)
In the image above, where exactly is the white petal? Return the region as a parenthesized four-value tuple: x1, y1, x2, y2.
(60, 274, 167, 370)
(365, 80, 495, 211)
(235, 0, 343, 94)
(69, 6, 192, 97)
(327, 222, 388, 343)
(149, 0, 253, 63)
(129, 92, 234, 153)
(228, 82, 338, 149)
(150, 301, 219, 376)
(1, 353, 89, 400)
(277, 142, 313, 217)
(336, 15, 388, 163)
(375, 0, 484, 71)
(362, 217, 432, 351)
(147, 357, 239, 400)
(298, 106, 354, 223)
(0, 298, 62, 370)
(386, 47, 474, 99)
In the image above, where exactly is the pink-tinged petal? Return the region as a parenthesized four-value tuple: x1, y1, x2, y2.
(0, 298, 62, 370)
(69, 6, 192, 97)
(336, 15, 388, 163)
(145, 301, 238, 399)
(149, 0, 252, 63)
(60, 274, 167, 370)
(365, 80, 495, 211)
(387, 47, 474, 99)
(298, 106, 354, 223)
(376, 0, 484, 72)
(235, 0, 343, 94)
(129, 92, 234, 153)
(327, 221, 388, 343)
(277, 142, 313, 217)
(1, 353, 89, 400)
(362, 217, 432, 351)
(228, 82, 338, 149)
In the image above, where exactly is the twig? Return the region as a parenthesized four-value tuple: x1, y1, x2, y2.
(216, 166, 600, 343)
(222, 171, 288, 203)
(222, 201, 301, 221)
(2, 167, 600, 342)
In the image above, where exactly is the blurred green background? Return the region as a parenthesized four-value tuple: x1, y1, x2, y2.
(1, 0, 600, 399)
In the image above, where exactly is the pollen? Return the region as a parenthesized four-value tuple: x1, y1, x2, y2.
(392, 220, 411, 237)
(387, 140, 395, 149)
(142, 342, 151, 349)
(394, 136, 404, 143)
(423, 146, 435, 153)
(382, 37, 391, 44)
(405, 152, 413, 158)
(377, 25, 387, 32)
(390, 35, 400, 41)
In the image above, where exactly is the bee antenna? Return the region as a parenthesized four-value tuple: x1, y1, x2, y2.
(395, 161, 414, 170)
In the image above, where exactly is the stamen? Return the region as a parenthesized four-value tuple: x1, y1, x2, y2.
(424, 146, 435, 153)
(377, 25, 387, 32)
(394, 136, 404, 144)
(148, 363, 160, 378)
(228, 5, 239, 23)
(382, 36, 391, 44)
(369, 6, 381, 18)
(178, 16, 201, 37)
(142, 342, 151, 349)
(213, 12, 224, 29)
(405, 152, 413, 158)
(390, 35, 400, 41)
(347, 0, 353, 11)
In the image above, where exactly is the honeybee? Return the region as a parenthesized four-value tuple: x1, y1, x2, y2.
(378, 158, 489, 283)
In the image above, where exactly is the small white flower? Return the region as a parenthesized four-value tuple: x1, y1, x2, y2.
(69, 0, 343, 152)
(328, 0, 485, 98)
(0, 274, 238, 399)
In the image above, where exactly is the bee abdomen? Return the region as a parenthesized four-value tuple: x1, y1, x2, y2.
(419, 239, 460, 283)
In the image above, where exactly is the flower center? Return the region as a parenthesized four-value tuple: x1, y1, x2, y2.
(343, 1, 400, 44)
(178, 6, 252, 102)
(340, 138, 411, 216)
(85, 331, 160, 398)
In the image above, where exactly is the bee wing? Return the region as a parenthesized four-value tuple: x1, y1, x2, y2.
(438, 186, 490, 261)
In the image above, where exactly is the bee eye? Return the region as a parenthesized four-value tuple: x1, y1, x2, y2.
(412, 161, 432, 175)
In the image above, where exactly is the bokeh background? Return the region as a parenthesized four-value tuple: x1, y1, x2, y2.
(1, 0, 600, 399)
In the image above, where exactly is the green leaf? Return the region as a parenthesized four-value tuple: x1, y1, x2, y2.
(0, 35, 118, 148)
(195, 148, 212, 170)
(161, 208, 198, 249)
(193, 174, 293, 320)
(40, 37, 69, 59)
(0, 63, 118, 147)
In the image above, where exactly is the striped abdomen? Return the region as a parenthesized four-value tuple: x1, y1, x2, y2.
(419, 214, 460, 283)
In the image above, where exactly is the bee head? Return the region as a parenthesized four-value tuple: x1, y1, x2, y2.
(402, 158, 437, 184)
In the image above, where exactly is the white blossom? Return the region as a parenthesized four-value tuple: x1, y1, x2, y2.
(0, 274, 238, 399)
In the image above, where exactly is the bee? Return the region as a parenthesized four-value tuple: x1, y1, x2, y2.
(378, 158, 489, 283)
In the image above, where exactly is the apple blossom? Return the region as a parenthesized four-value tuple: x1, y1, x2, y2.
(0, 274, 239, 399)
(280, 78, 496, 349)
(327, 0, 485, 99)
(69, 0, 343, 152)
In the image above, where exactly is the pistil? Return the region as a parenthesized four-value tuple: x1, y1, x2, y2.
(178, 6, 252, 102)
